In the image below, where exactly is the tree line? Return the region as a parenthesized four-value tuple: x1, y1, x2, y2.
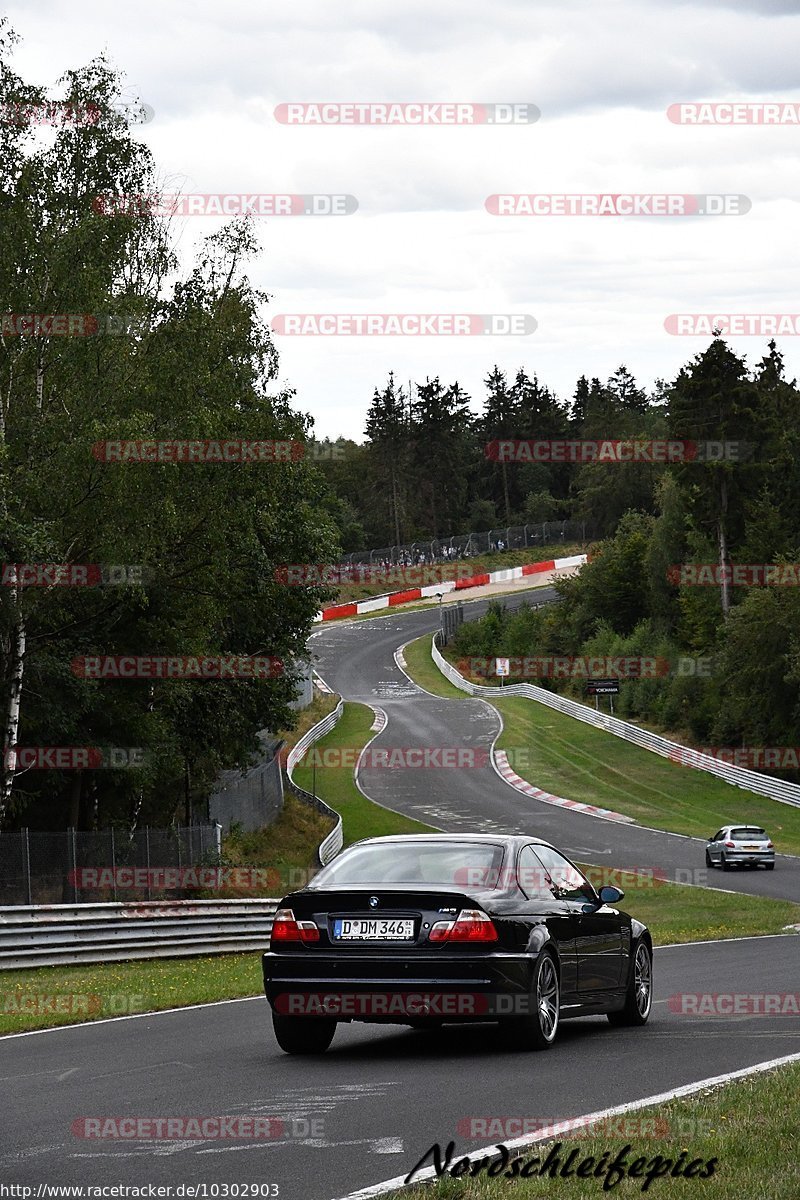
(448, 338, 800, 766)
(0, 29, 339, 831)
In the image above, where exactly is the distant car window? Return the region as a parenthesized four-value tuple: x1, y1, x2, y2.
(529, 845, 597, 903)
(731, 828, 768, 840)
(517, 846, 555, 899)
(309, 841, 506, 888)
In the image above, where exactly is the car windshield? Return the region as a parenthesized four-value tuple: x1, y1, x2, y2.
(309, 841, 505, 887)
(731, 828, 768, 840)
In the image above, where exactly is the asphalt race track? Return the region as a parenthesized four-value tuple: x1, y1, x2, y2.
(2, 939, 800, 1198)
(3, 589, 799, 1200)
(309, 590, 800, 902)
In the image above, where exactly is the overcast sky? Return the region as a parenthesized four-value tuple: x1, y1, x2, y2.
(7, 0, 800, 439)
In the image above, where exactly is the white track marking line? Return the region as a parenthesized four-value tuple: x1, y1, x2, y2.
(0, 995, 263, 1039)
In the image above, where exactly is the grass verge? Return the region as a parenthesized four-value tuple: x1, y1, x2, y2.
(575, 866, 800, 946)
(0, 953, 262, 1036)
(389, 1061, 800, 1200)
(494, 695, 800, 855)
(401, 635, 467, 699)
(292, 701, 435, 846)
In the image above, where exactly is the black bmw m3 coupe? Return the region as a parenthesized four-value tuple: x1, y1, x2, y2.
(262, 834, 653, 1054)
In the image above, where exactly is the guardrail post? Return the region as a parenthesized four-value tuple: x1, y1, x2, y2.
(22, 828, 32, 906)
(69, 827, 78, 903)
(110, 827, 117, 902)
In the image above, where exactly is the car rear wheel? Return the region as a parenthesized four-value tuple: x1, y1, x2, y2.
(705, 849, 713, 868)
(721, 853, 732, 871)
(272, 1013, 336, 1054)
(502, 951, 560, 1051)
(766, 862, 775, 870)
(608, 940, 652, 1027)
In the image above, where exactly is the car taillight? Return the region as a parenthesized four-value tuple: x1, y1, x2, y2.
(428, 909, 498, 944)
(724, 841, 736, 848)
(766, 841, 774, 848)
(271, 908, 320, 944)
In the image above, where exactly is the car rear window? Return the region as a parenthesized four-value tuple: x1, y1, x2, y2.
(309, 841, 505, 887)
(730, 828, 768, 840)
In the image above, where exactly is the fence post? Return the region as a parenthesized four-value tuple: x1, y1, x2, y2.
(110, 827, 117, 902)
(70, 827, 78, 903)
(145, 827, 151, 900)
(22, 828, 32, 906)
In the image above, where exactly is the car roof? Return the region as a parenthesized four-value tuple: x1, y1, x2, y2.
(347, 833, 558, 850)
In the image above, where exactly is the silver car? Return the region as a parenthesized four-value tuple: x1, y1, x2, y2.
(705, 825, 775, 871)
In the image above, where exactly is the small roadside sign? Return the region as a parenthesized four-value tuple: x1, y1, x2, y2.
(587, 678, 620, 696)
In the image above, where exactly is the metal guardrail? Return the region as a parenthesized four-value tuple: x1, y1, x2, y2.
(431, 634, 800, 810)
(285, 699, 345, 865)
(0, 899, 278, 970)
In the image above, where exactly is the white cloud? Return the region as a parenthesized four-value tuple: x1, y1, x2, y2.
(6, 0, 800, 437)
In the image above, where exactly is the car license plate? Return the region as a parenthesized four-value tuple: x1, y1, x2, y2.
(743, 845, 759, 850)
(333, 918, 415, 941)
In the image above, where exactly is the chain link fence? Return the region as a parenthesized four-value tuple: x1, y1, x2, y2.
(340, 520, 593, 568)
(209, 735, 285, 834)
(0, 824, 222, 906)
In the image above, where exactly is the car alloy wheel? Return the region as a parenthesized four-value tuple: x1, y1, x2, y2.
(537, 954, 560, 1043)
(634, 942, 652, 1019)
(608, 938, 652, 1027)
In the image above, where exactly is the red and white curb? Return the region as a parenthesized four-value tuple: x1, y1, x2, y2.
(315, 554, 587, 622)
(370, 707, 388, 733)
(494, 749, 634, 824)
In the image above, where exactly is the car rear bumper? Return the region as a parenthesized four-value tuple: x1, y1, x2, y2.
(262, 950, 536, 1021)
(724, 852, 775, 865)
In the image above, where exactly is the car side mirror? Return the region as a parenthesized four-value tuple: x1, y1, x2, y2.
(599, 885, 624, 904)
